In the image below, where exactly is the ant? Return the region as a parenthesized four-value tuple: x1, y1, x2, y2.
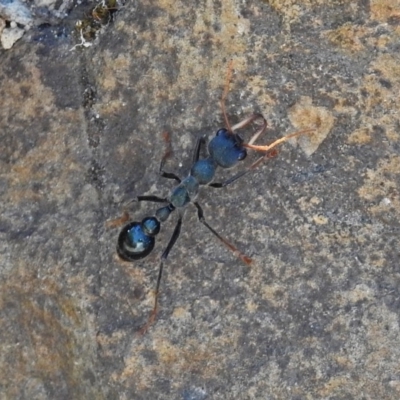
(113, 63, 313, 334)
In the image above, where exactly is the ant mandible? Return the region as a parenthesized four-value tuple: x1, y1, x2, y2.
(114, 62, 313, 334)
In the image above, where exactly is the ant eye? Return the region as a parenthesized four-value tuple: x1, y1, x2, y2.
(237, 149, 247, 161)
(216, 128, 228, 136)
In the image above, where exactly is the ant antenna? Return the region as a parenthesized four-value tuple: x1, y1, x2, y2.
(220, 60, 234, 133)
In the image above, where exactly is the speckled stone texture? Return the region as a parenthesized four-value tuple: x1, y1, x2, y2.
(1, 1, 399, 399)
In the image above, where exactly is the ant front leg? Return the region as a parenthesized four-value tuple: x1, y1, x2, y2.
(220, 60, 267, 140)
(107, 196, 169, 229)
(137, 195, 169, 203)
(231, 113, 267, 140)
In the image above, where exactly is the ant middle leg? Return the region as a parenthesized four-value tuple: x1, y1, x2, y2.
(139, 214, 183, 335)
(107, 196, 169, 228)
(159, 131, 181, 183)
(192, 134, 207, 164)
(137, 195, 168, 203)
(194, 202, 252, 265)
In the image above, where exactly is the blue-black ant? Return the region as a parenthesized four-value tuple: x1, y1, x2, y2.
(112, 64, 313, 333)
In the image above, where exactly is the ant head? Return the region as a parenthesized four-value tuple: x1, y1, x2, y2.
(208, 128, 247, 168)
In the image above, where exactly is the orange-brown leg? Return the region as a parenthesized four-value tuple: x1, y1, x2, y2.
(220, 60, 234, 133)
(243, 128, 314, 152)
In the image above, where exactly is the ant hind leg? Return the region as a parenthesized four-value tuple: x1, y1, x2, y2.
(194, 202, 252, 265)
(139, 215, 183, 335)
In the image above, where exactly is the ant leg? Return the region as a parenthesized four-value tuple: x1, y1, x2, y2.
(231, 114, 268, 144)
(194, 202, 252, 265)
(160, 131, 181, 183)
(106, 211, 131, 228)
(192, 134, 207, 164)
(209, 150, 278, 188)
(243, 129, 314, 152)
(220, 61, 267, 142)
(210, 128, 314, 189)
(221, 60, 234, 133)
(137, 195, 168, 203)
(107, 196, 169, 228)
(139, 215, 183, 335)
(160, 170, 181, 183)
(122, 195, 168, 210)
